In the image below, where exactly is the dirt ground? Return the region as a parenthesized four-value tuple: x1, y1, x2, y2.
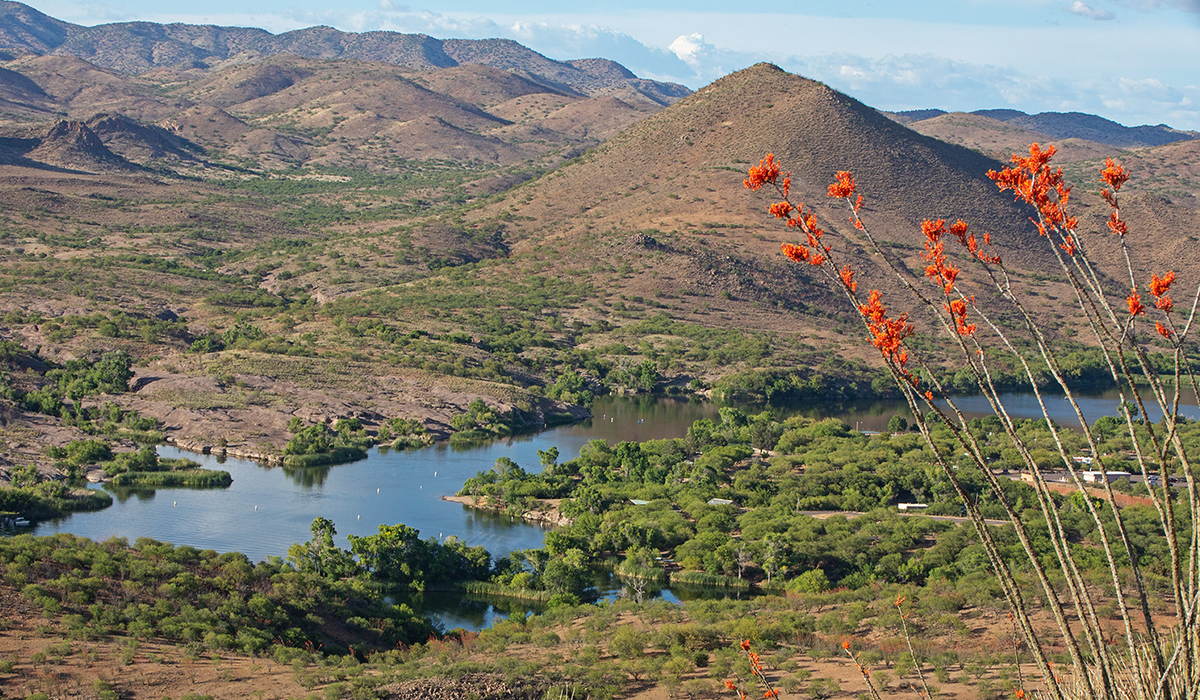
(0, 581, 1056, 700)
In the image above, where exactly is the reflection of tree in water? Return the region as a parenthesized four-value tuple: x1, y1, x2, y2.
(280, 462, 332, 487)
(396, 589, 543, 632)
(103, 485, 158, 504)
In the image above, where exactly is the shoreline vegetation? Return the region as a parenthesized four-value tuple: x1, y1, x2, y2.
(0, 399, 1193, 698)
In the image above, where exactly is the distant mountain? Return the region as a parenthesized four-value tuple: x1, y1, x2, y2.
(978, 110, 1196, 149)
(896, 111, 1114, 165)
(890, 107, 1196, 149)
(0, 0, 73, 58)
(0, 1, 688, 105)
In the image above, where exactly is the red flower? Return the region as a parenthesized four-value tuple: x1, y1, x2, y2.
(1149, 271, 1176, 298)
(782, 243, 809, 263)
(1108, 211, 1129, 236)
(840, 265, 857, 292)
(745, 154, 781, 191)
(827, 171, 857, 199)
(1100, 157, 1130, 191)
(768, 201, 793, 219)
(988, 143, 1075, 234)
(1127, 290, 1145, 317)
(1157, 322, 1174, 339)
(944, 298, 976, 336)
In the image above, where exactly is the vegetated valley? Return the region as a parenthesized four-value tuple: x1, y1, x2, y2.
(0, 2, 1199, 699)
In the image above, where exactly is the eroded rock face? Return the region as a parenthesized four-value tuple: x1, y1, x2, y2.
(380, 673, 549, 700)
(28, 118, 136, 171)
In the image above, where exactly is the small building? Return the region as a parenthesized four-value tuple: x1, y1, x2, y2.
(1082, 471, 1131, 483)
(1073, 456, 1094, 465)
(706, 498, 734, 506)
(898, 503, 929, 511)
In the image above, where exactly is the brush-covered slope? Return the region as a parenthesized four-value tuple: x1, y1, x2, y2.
(900, 111, 1113, 164)
(493, 63, 1046, 282)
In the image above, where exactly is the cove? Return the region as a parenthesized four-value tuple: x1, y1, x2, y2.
(27, 388, 1200, 558)
(28, 396, 725, 560)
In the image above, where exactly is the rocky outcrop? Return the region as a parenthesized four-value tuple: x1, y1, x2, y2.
(26, 118, 138, 171)
(165, 435, 282, 465)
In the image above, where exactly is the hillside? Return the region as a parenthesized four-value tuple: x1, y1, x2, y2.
(467, 64, 1056, 322)
(0, 52, 671, 172)
(894, 111, 1114, 165)
(0, 49, 1193, 482)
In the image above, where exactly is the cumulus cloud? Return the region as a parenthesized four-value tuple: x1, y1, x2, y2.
(1066, 1, 1116, 19)
(668, 33, 705, 66)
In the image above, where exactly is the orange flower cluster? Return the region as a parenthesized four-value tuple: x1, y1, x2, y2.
(1148, 271, 1177, 338)
(744, 153, 781, 191)
(920, 219, 978, 336)
(774, 201, 829, 261)
(727, 640, 780, 700)
(988, 143, 1077, 238)
(827, 171, 856, 198)
(826, 170, 866, 229)
(921, 219, 961, 294)
(1098, 155, 1131, 237)
(1100, 156, 1130, 197)
(724, 679, 748, 700)
(1127, 289, 1145, 317)
(860, 289, 916, 379)
(945, 298, 977, 337)
(1149, 271, 1175, 311)
(840, 265, 857, 292)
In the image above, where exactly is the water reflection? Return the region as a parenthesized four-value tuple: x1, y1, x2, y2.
(279, 462, 335, 488)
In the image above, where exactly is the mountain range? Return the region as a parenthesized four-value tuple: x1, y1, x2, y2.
(0, 3, 1196, 462)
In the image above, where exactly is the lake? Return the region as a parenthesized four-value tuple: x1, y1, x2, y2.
(25, 387, 1200, 559)
(15, 387, 1198, 629)
(26, 395, 724, 560)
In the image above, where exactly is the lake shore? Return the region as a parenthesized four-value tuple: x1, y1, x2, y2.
(442, 494, 571, 528)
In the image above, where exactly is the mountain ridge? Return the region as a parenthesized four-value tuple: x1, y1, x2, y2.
(0, 2, 690, 105)
(891, 107, 1197, 149)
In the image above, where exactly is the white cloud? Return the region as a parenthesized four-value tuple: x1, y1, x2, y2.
(668, 33, 708, 67)
(1066, 1, 1116, 19)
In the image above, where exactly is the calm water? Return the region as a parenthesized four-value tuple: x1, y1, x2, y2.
(16, 388, 1199, 629)
(28, 396, 721, 560)
(25, 388, 1200, 559)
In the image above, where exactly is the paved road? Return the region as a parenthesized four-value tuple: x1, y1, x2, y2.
(799, 510, 1011, 527)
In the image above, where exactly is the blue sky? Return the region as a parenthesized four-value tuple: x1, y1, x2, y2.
(30, 0, 1200, 130)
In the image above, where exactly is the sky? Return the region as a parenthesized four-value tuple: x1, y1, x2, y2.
(28, 0, 1200, 130)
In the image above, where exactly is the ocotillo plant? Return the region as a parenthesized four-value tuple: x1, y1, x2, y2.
(744, 145, 1199, 700)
